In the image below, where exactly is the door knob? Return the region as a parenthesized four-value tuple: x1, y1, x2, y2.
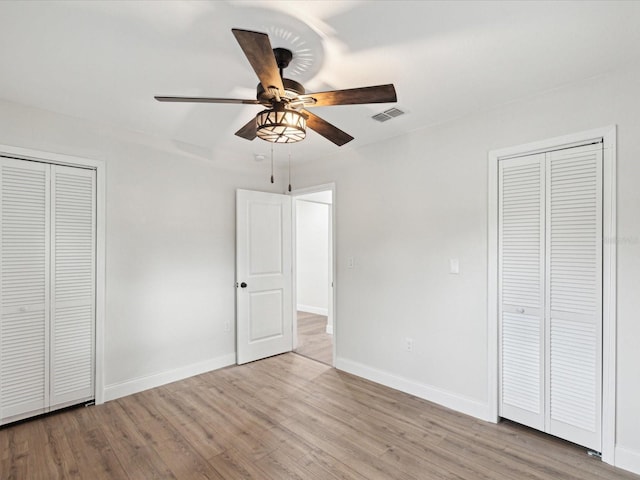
(516, 307, 525, 314)
(240, 282, 247, 288)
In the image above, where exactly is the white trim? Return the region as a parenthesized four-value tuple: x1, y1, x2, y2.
(489, 127, 611, 160)
(336, 357, 491, 421)
(487, 147, 499, 424)
(326, 323, 333, 335)
(487, 126, 617, 462)
(291, 183, 336, 366)
(601, 129, 617, 465)
(297, 304, 328, 316)
(0, 143, 107, 405)
(0, 143, 104, 170)
(95, 159, 106, 405)
(103, 354, 235, 401)
(614, 446, 640, 476)
(290, 182, 335, 197)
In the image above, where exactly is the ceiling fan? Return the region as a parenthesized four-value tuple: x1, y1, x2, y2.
(155, 28, 397, 146)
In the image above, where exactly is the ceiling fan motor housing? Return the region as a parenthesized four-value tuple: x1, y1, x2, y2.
(257, 78, 305, 104)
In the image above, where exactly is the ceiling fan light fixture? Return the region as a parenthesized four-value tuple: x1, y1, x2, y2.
(156, 29, 397, 146)
(256, 107, 306, 143)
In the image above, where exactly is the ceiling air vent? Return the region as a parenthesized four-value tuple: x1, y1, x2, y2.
(372, 107, 405, 122)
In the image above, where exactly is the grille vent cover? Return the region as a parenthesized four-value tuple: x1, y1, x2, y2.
(372, 107, 405, 122)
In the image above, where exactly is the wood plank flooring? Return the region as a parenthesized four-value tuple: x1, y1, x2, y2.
(1, 353, 638, 480)
(295, 311, 333, 365)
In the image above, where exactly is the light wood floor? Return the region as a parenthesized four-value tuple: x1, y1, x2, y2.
(1, 353, 638, 480)
(295, 311, 333, 365)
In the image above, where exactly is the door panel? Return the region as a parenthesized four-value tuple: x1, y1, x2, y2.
(50, 165, 96, 408)
(498, 154, 545, 431)
(546, 144, 602, 451)
(0, 158, 50, 422)
(237, 190, 292, 364)
(249, 290, 284, 341)
(249, 202, 283, 275)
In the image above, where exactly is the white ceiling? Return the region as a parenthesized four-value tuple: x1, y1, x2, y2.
(1, 0, 640, 166)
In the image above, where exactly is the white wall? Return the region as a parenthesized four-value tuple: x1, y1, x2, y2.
(293, 65, 640, 473)
(0, 98, 287, 399)
(296, 200, 329, 315)
(2, 62, 640, 474)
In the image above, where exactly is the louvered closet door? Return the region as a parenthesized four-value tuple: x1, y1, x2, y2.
(50, 165, 95, 408)
(546, 144, 602, 451)
(0, 158, 50, 422)
(498, 154, 545, 431)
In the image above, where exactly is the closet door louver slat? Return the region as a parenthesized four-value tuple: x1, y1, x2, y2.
(499, 154, 545, 431)
(0, 159, 50, 422)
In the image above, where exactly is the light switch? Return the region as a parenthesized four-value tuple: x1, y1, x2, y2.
(347, 257, 355, 268)
(449, 258, 460, 274)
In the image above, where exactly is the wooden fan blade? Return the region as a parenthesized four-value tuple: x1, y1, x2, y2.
(155, 96, 259, 104)
(302, 109, 354, 146)
(302, 84, 397, 107)
(232, 29, 284, 94)
(235, 117, 257, 140)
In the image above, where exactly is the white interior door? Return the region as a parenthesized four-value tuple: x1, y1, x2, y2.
(236, 189, 292, 365)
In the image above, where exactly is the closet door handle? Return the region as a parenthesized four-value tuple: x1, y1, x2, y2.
(240, 282, 247, 288)
(516, 307, 525, 314)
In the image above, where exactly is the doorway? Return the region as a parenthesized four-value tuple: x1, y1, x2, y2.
(487, 126, 616, 463)
(292, 185, 334, 366)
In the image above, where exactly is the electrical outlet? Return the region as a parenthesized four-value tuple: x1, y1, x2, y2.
(405, 337, 413, 352)
(347, 256, 355, 268)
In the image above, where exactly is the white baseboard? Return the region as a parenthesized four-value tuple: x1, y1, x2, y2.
(335, 357, 491, 422)
(615, 445, 640, 475)
(103, 353, 236, 402)
(297, 304, 328, 316)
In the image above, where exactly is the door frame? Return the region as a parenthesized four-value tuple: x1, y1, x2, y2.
(291, 183, 336, 366)
(0, 143, 106, 405)
(487, 126, 616, 463)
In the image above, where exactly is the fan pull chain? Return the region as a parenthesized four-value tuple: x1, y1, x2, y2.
(288, 150, 292, 192)
(270, 143, 274, 184)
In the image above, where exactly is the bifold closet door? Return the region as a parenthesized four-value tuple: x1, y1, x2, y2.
(498, 153, 546, 431)
(499, 143, 603, 452)
(0, 158, 51, 421)
(0, 158, 95, 425)
(546, 144, 602, 451)
(50, 165, 95, 408)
